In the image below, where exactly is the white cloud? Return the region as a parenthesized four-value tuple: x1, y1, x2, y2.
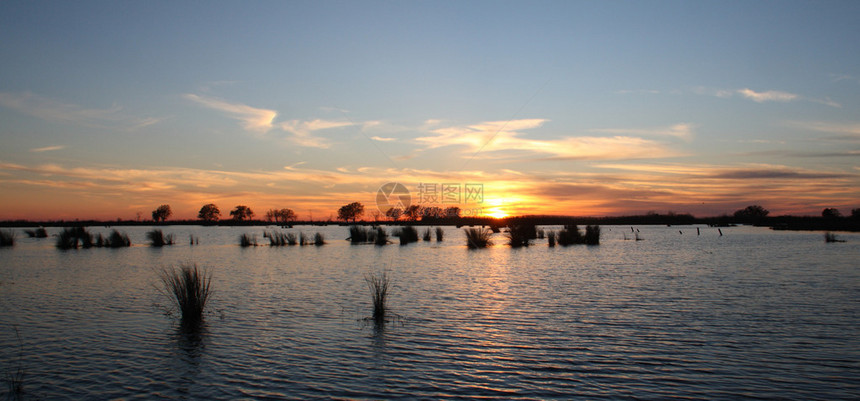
(30, 145, 66, 153)
(279, 119, 354, 148)
(415, 119, 681, 161)
(0, 91, 161, 129)
(184, 94, 277, 133)
(370, 136, 396, 142)
(589, 123, 693, 140)
(737, 88, 798, 103)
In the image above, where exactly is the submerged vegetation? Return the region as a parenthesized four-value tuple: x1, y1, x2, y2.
(158, 264, 212, 328)
(464, 227, 493, 249)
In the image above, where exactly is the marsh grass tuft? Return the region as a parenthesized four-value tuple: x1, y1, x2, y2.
(239, 233, 257, 247)
(374, 227, 389, 245)
(55, 227, 94, 249)
(506, 223, 534, 248)
(365, 271, 390, 324)
(158, 264, 212, 328)
(556, 224, 601, 246)
(313, 232, 325, 246)
(824, 232, 845, 243)
(435, 227, 444, 242)
(422, 228, 432, 242)
(266, 231, 290, 246)
(547, 231, 556, 247)
(349, 226, 371, 244)
(464, 227, 493, 249)
(23, 227, 48, 238)
(398, 226, 419, 245)
(107, 230, 131, 248)
(147, 229, 175, 247)
(0, 230, 15, 247)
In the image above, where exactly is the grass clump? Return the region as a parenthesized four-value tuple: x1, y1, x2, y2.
(0, 230, 15, 247)
(365, 271, 391, 324)
(239, 233, 257, 247)
(374, 227, 389, 245)
(398, 226, 419, 245)
(465, 227, 493, 249)
(506, 223, 534, 248)
(107, 230, 131, 248)
(313, 232, 325, 246)
(158, 264, 212, 328)
(557, 224, 601, 246)
(435, 227, 444, 242)
(422, 228, 432, 242)
(147, 229, 175, 247)
(547, 231, 556, 247)
(349, 225, 371, 244)
(23, 227, 48, 238)
(56, 227, 94, 249)
(824, 232, 845, 243)
(266, 231, 290, 246)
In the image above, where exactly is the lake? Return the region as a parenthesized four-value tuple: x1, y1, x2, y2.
(1, 224, 858, 399)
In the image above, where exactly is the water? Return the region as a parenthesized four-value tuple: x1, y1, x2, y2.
(1, 225, 858, 399)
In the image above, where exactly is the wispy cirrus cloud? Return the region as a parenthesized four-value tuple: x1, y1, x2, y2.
(279, 119, 355, 148)
(691, 87, 840, 107)
(589, 123, 693, 140)
(29, 145, 66, 153)
(184, 94, 277, 133)
(0, 91, 161, 129)
(415, 119, 684, 161)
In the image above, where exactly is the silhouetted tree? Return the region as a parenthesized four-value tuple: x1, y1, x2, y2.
(337, 202, 365, 222)
(277, 208, 296, 224)
(230, 205, 254, 221)
(733, 205, 769, 224)
(152, 204, 172, 222)
(421, 206, 444, 219)
(851, 208, 860, 219)
(444, 206, 461, 218)
(385, 207, 402, 221)
(404, 204, 422, 221)
(198, 203, 220, 222)
(822, 208, 842, 218)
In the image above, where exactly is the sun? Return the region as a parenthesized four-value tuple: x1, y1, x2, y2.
(485, 207, 509, 219)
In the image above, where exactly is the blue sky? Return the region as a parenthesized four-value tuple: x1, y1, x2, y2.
(1, 1, 859, 220)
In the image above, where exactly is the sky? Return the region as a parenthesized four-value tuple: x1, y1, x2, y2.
(1, 0, 859, 221)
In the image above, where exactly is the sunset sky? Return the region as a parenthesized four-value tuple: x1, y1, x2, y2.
(1, 1, 859, 221)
